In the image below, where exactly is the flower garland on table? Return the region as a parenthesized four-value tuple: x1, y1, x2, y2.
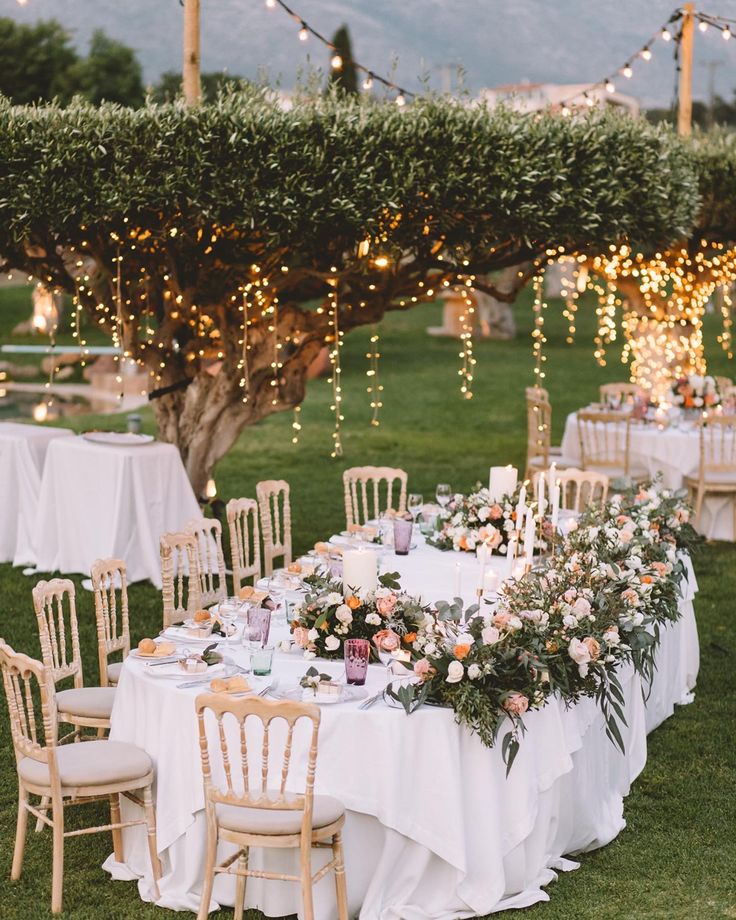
(291, 571, 429, 660)
(670, 373, 720, 409)
(427, 485, 550, 555)
(396, 480, 701, 772)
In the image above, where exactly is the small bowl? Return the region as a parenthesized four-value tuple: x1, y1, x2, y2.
(179, 656, 208, 674)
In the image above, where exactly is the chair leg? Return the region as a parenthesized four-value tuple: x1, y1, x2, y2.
(694, 487, 705, 531)
(233, 849, 249, 920)
(35, 796, 49, 833)
(51, 797, 64, 914)
(197, 814, 218, 920)
(142, 785, 162, 896)
(110, 794, 124, 863)
(332, 831, 349, 920)
(11, 783, 29, 880)
(300, 837, 314, 920)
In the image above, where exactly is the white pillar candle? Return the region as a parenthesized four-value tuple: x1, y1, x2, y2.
(454, 562, 462, 599)
(536, 471, 546, 518)
(515, 484, 526, 531)
(488, 465, 518, 502)
(523, 508, 535, 565)
(342, 548, 377, 598)
(506, 537, 517, 579)
(483, 569, 501, 595)
(476, 544, 488, 592)
(551, 477, 560, 529)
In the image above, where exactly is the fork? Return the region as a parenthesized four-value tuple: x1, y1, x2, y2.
(358, 689, 385, 710)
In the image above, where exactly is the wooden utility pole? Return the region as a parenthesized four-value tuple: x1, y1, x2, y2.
(183, 0, 202, 106)
(678, 3, 695, 135)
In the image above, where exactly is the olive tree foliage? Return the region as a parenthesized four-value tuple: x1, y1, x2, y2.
(0, 91, 698, 492)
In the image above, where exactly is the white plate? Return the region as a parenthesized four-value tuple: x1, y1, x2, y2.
(145, 661, 226, 679)
(129, 645, 179, 661)
(82, 431, 154, 446)
(280, 685, 368, 705)
(163, 625, 242, 645)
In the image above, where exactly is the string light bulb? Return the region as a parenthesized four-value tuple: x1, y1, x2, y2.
(605, 80, 615, 94)
(723, 26, 732, 40)
(265, 0, 276, 7)
(661, 28, 671, 41)
(698, 19, 708, 32)
(641, 47, 652, 60)
(395, 93, 406, 107)
(362, 74, 374, 90)
(622, 64, 632, 79)
(330, 53, 343, 70)
(298, 23, 309, 41)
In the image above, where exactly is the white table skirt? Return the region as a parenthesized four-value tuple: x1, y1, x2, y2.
(104, 546, 699, 919)
(30, 435, 201, 586)
(0, 423, 73, 566)
(560, 413, 733, 540)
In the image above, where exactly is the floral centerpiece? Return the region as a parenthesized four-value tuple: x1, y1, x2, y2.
(427, 485, 548, 555)
(670, 373, 720, 410)
(390, 480, 700, 771)
(291, 571, 429, 660)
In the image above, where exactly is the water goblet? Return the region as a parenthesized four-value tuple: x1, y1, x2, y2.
(407, 493, 424, 523)
(436, 483, 451, 508)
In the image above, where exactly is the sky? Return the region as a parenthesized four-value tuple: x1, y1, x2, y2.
(3, 0, 736, 108)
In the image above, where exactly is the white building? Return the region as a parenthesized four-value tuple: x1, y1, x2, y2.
(478, 81, 639, 116)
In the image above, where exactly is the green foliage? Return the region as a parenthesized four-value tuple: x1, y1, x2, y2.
(328, 25, 358, 95)
(151, 70, 246, 104)
(68, 29, 144, 108)
(688, 128, 736, 242)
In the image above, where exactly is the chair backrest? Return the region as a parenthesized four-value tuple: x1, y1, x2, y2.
(256, 480, 292, 577)
(534, 467, 609, 512)
(698, 415, 736, 475)
(32, 578, 83, 689)
(90, 558, 131, 688)
(598, 382, 643, 406)
(0, 640, 57, 776)
(160, 532, 202, 628)
(576, 409, 631, 475)
(525, 385, 550, 403)
(195, 693, 321, 832)
(342, 466, 408, 528)
(185, 517, 228, 607)
(526, 392, 553, 470)
(226, 498, 261, 592)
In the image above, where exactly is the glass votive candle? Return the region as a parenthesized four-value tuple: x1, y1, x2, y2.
(393, 518, 413, 556)
(344, 638, 370, 686)
(251, 645, 274, 677)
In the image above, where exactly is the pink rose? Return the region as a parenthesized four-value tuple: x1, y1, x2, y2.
(652, 561, 668, 577)
(292, 626, 311, 649)
(568, 637, 591, 676)
(619, 530, 633, 544)
(478, 525, 503, 549)
(489, 504, 503, 521)
(572, 597, 591, 617)
(376, 594, 398, 617)
(493, 610, 513, 628)
(563, 589, 577, 603)
(413, 658, 433, 681)
(621, 588, 640, 606)
(503, 692, 529, 717)
(373, 628, 400, 652)
(481, 625, 500, 645)
(582, 637, 601, 661)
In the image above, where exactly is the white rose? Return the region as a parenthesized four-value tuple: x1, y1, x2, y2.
(335, 604, 353, 625)
(481, 625, 500, 645)
(572, 597, 591, 617)
(324, 635, 340, 651)
(365, 612, 381, 626)
(375, 587, 391, 599)
(568, 637, 591, 677)
(424, 641, 437, 656)
(603, 628, 620, 647)
(563, 614, 578, 629)
(446, 660, 464, 683)
(307, 628, 319, 642)
(325, 592, 344, 606)
(457, 633, 475, 647)
(477, 505, 490, 522)
(507, 616, 523, 631)
(303, 650, 316, 660)
(467, 664, 482, 680)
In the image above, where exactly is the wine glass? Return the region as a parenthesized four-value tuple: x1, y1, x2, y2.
(436, 483, 451, 508)
(407, 493, 424, 523)
(218, 597, 240, 639)
(266, 577, 288, 627)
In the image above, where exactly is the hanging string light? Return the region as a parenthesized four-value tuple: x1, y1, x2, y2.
(365, 324, 383, 426)
(531, 273, 548, 388)
(327, 278, 344, 458)
(456, 284, 476, 399)
(238, 287, 251, 403)
(114, 246, 125, 403)
(291, 404, 302, 444)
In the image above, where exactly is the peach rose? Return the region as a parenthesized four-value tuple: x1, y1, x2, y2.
(493, 610, 513, 628)
(346, 595, 361, 610)
(652, 561, 668, 577)
(582, 637, 601, 661)
(479, 525, 503, 549)
(503, 692, 529, 717)
(454, 643, 472, 660)
(413, 658, 434, 681)
(292, 626, 311, 648)
(489, 504, 503, 521)
(376, 594, 398, 616)
(373, 628, 400, 652)
(621, 588, 640, 606)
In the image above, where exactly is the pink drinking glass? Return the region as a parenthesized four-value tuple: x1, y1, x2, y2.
(344, 638, 370, 686)
(393, 518, 413, 555)
(246, 606, 271, 646)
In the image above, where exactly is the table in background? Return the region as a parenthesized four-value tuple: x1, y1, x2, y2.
(0, 422, 73, 566)
(105, 545, 699, 919)
(31, 435, 201, 586)
(560, 412, 733, 540)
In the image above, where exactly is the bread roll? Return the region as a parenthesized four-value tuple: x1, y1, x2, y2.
(138, 637, 156, 655)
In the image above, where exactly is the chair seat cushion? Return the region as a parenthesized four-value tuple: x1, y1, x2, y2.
(106, 662, 123, 685)
(19, 740, 152, 790)
(216, 794, 345, 836)
(685, 471, 736, 487)
(56, 687, 115, 720)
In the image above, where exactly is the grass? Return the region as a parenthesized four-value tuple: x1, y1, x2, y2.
(0, 284, 735, 919)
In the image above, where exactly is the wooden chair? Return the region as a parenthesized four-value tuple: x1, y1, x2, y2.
(525, 389, 568, 480)
(534, 467, 609, 512)
(226, 498, 261, 592)
(160, 532, 202, 628)
(684, 415, 736, 533)
(342, 466, 408, 527)
(576, 409, 641, 480)
(256, 480, 292, 577)
(186, 517, 228, 607)
(90, 558, 130, 688)
(32, 579, 115, 735)
(195, 694, 348, 920)
(598, 382, 644, 406)
(0, 640, 160, 914)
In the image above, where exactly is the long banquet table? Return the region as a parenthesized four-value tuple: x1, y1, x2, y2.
(0, 422, 73, 566)
(30, 435, 201, 587)
(104, 537, 699, 919)
(560, 411, 732, 540)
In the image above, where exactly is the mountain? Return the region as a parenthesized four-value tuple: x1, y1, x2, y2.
(3, 0, 735, 107)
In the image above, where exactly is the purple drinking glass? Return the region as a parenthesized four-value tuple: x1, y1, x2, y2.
(246, 606, 272, 646)
(393, 518, 413, 556)
(344, 638, 370, 686)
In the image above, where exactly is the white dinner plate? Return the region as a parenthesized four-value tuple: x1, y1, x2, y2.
(163, 625, 242, 645)
(278, 684, 368, 705)
(82, 431, 154, 446)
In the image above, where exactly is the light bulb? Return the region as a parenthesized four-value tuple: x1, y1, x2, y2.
(362, 74, 374, 90)
(265, 0, 276, 7)
(605, 80, 615, 94)
(395, 93, 406, 107)
(641, 47, 652, 61)
(698, 19, 708, 32)
(723, 26, 731, 40)
(661, 28, 671, 41)
(298, 24, 308, 41)
(330, 54, 343, 69)
(585, 94, 594, 107)
(561, 105, 571, 117)
(205, 478, 217, 499)
(622, 64, 632, 79)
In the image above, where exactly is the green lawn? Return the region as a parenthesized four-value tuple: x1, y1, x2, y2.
(0, 285, 734, 919)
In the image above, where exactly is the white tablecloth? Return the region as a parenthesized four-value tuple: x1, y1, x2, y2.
(560, 412, 733, 540)
(0, 422, 73, 566)
(104, 544, 699, 919)
(30, 436, 201, 586)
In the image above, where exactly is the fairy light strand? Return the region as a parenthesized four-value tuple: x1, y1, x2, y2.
(366, 324, 383, 425)
(327, 279, 344, 457)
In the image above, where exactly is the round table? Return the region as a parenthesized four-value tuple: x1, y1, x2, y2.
(104, 543, 700, 919)
(560, 412, 733, 540)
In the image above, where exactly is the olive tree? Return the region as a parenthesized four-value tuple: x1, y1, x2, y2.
(0, 91, 698, 492)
